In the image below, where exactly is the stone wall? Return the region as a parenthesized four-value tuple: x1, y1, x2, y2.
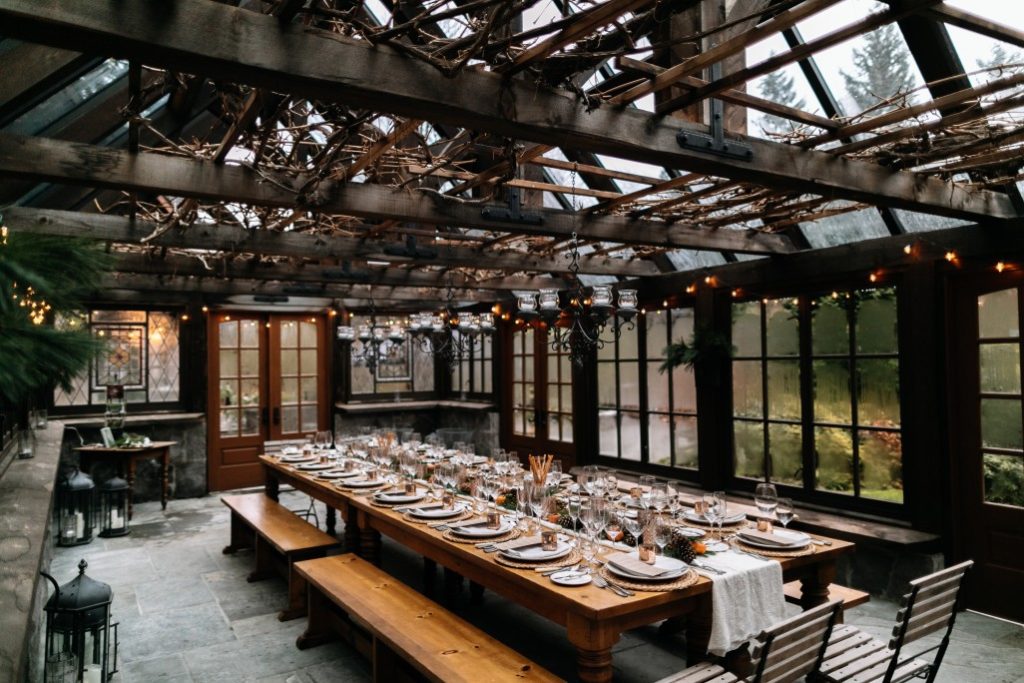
(60, 416, 208, 501)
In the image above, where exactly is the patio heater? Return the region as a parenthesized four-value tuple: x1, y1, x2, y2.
(97, 476, 130, 538)
(56, 468, 95, 547)
(40, 560, 119, 683)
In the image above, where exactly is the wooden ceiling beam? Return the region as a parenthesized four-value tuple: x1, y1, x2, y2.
(0, 0, 1012, 223)
(3, 207, 651, 277)
(0, 134, 792, 257)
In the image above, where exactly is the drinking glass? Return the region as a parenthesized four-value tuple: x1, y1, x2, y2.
(701, 493, 720, 540)
(639, 475, 656, 509)
(622, 510, 643, 552)
(567, 495, 582, 535)
(653, 515, 672, 556)
(666, 482, 681, 518)
(776, 498, 795, 528)
(712, 491, 727, 541)
(548, 459, 563, 487)
(603, 472, 618, 499)
(754, 482, 779, 518)
(650, 482, 670, 513)
(581, 465, 601, 496)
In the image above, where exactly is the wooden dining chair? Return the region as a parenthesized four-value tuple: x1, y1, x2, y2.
(815, 560, 973, 683)
(655, 599, 843, 683)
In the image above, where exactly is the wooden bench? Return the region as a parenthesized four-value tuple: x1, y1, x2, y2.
(294, 554, 562, 683)
(221, 494, 339, 621)
(784, 581, 870, 622)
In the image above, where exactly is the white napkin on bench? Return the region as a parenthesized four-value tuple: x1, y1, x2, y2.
(698, 551, 785, 656)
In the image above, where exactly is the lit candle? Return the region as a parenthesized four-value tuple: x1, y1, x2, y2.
(538, 289, 560, 310)
(617, 289, 638, 311)
(517, 293, 538, 313)
(75, 512, 85, 538)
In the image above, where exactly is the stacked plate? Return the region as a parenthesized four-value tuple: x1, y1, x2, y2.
(498, 538, 572, 564)
(683, 510, 747, 526)
(296, 462, 335, 471)
(735, 528, 811, 550)
(447, 517, 516, 538)
(317, 469, 360, 480)
(337, 478, 385, 489)
(372, 489, 426, 505)
(280, 453, 314, 464)
(605, 553, 689, 582)
(404, 503, 468, 519)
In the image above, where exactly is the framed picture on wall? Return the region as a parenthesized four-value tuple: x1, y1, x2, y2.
(375, 340, 412, 382)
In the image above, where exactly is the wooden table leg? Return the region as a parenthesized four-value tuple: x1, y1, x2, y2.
(799, 560, 837, 610)
(567, 612, 621, 683)
(325, 506, 337, 537)
(684, 593, 713, 664)
(344, 509, 359, 553)
(357, 510, 381, 565)
(161, 447, 170, 510)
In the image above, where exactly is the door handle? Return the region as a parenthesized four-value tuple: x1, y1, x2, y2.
(272, 407, 280, 426)
(260, 406, 269, 427)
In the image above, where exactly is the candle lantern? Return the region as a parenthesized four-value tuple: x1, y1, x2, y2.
(98, 476, 130, 538)
(103, 385, 126, 430)
(56, 468, 96, 547)
(41, 560, 119, 683)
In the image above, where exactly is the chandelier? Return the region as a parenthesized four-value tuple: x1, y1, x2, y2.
(408, 286, 495, 369)
(336, 306, 406, 375)
(517, 232, 638, 365)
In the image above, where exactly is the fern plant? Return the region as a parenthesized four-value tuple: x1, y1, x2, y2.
(659, 325, 734, 374)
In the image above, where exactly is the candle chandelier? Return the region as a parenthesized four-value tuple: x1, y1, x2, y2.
(408, 285, 495, 369)
(517, 232, 638, 366)
(336, 303, 406, 375)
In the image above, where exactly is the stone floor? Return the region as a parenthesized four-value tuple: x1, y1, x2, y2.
(50, 492, 1024, 683)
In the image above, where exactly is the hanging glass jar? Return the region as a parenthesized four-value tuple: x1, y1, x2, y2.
(56, 468, 95, 547)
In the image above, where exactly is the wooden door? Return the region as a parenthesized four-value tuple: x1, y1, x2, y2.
(950, 278, 1024, 622)
(208, 314, 267, 491)
(207, 313, 330, 491)
(504, 326, 576, 468)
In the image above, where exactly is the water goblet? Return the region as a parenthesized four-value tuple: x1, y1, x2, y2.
(622, 510, 644, 552)
(653, 515, 672, 556)
(776, 498, 795, 529)
(754, 482, 778, 519)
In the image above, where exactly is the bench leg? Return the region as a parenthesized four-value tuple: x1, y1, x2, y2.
(422, 558, 437, 596)
(223, 513, 251, 555)
(296, 586, 335, 650)
(372, 637, 405, 683)
(280, 558, 312, 621)
(469, 580, 484, 604)
(248, 535, 276, 582)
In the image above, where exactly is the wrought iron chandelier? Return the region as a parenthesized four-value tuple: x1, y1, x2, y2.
(336, 304, 406, 375)
(408, 285, 495, 369)
(517, 232, 638, 366)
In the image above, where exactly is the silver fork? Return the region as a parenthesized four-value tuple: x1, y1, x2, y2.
(732, 547, 771, 562)
(593, 575, 633, 597)
(541, 562, 580, 576)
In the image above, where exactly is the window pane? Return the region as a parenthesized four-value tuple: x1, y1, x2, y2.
(241, 408, 261, 436)
(860, 430, 903, 503)
(220, 409, 239, 437)
(733, 420, 764, 479)
(599, 411, 618, 456)
(768, 422, 803, 485)
(219, 380, 239, 407)
(621, 412, 642, 461)
(281, 349, 298, 376)
(560, 415, 573, 443)
(815, 426, 854, 494)
(858, 359, 901, 427)
(561, 384, 572, 411)
(281, 406, 299, 433)
(280, 320, 298, 347)
(672, 367, 697, 414)
(240, 379, 259, 406)
(765, 300, 799, 356)
(299, 321, 318, 346)
(981, 398, 1023, 449)
(646, 311, 669, 358)
(148, 312, 180, 403)
(978, 289, 1019, 339)
(647, 362, 670, 413)
(240, 349, 259, 377)
(733, 360, 763, 418)
(812, 359, 850, 424)
(733, 302, 762, 356)
(648, 413, 671, 466)
(857, 292, 897, 354)
(812, 301, 848, 355)
(597, 362, 617, 408)
(220, 321, 239, 348)
(766, 360, 801, 420)
(980, 343, 1021, 394)
(351, 364, 373, 393)
(299, 349, 317, 374)
(547, 384, 559, 412)
(619, 360, 640, 412)
(673, 308, 695, 346)
(983, 454, 1024, 507)
(618, 324, 639, 361)
(673, 415, 698, 470)
(281, 377, 298, 404)
(240, 319, 260, 348)
(219, 350, 238, 378)
(301, 376, 317, 402)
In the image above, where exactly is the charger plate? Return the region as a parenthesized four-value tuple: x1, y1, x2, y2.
(494, 548, 582, 571)
(729, 538, 816, 558)
(597, 566, 700, 593)
(442, 528, 521, 545)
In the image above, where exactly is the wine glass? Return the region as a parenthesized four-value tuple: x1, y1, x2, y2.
(701, 493, 720, 540)
(603, 472, 618, 499)
(650, 482, 670, 513)
(622, 510, 644, 552)
(712, 491, 727, 541)
(567, 495, 582, 536)
(581, 465, 601, 496)
(653, 515, 672, 557)
(638, 475, 656, 509)
(548, 459, 563, 487)
(754, 482, 778, 518)
(776, 498, 795, 529)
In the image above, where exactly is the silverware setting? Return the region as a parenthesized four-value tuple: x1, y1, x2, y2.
(540, 563, 581, 576)
(691, 562, 726, 575)
(593, 574, 633, 597)
(812, 539, 833, 546)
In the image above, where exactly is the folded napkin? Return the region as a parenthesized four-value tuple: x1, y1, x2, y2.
(495, 535, 544, 552)
(448, 517, 488, 529)
(605, 552, 670, 578)
(738, 529, 801, 547)
(616, 481, 650, 494)
(698, 551, 785, 656)
(403, 502, 445, 512)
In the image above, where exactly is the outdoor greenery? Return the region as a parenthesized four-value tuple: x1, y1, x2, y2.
(841, 23, 917, 112)
(983, 454, 1024, 507)
(757, 56, 807, 133)
(0, 225, 108, 404)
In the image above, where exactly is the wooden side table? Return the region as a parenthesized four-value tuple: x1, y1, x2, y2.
(75, 441, 175, 519)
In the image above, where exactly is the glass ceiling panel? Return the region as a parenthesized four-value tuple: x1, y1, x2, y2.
(946, 24, 1024, 88)
(594, 154, 670, 194)
(744, 32, 825, 140)
(890, 209, 971, 233)
(799, 206, 890, 248)
(664, 250, 728, 271)
(944, 0, 1024, 28)
(5, 59, 128, 136)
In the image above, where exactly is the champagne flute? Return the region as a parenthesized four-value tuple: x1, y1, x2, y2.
(712, 491, 727, 541)
(653, 515, 672, 556)
(701, 493, 720, 540)
(776, 498, 795, 529)
(567, 495, 582, 536)
(754, 482, 778, 518)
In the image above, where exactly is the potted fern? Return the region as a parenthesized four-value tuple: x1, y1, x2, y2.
(659, 324, 734, 375)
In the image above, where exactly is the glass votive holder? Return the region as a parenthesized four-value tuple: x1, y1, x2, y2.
(486, 510, 501, 529)
(442, 492, 455, 508)
(343, 460, 355, 471)
(366, 468, 378, 482)
(541, 529, 558, 550)
(630, 486, 642, 500)
(693, 500, 708, 516)
(404, 481, 417, 495)
(757, 519, 774, 533)
(639, 543, 657, 564)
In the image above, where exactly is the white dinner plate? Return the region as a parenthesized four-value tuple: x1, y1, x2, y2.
(737, 529, 811, 550)
(607, 553, 688, 581)
(280, 455, 314, 463)
(677, 527, 707, 539)
(683, 511, 747, 525)
(317, 470, 360, 479)
(373, 491, 426, 504)
(550, 570, 592, 586)
(499, 541, 572, 562)
(407, 504, 468, 519)
(296, 462, 335, 471)
(449, 519, 515, 538)
(337, 479, 386, 489)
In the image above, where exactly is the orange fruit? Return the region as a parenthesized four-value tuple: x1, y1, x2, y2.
(496, 494, 506, 505)
(692, 541, 707, 555)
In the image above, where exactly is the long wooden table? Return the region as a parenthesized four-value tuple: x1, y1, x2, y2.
(261, 456, 854, 683)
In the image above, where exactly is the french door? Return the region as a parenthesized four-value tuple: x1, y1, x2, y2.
(504, 326, 576, 468)
(950, 278, 1024, 622)
(207, 313, 329, 490)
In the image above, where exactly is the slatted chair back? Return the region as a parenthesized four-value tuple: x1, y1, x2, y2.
(749, 599, 842, 683)
(884, 560, 972, 683)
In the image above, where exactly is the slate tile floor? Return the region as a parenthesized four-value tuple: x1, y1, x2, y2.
(50, 492, 1024, 683)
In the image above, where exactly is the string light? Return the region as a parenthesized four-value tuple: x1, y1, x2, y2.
(869, 272, 879, 283)
(731, 289, 740, 298)
(685, 284, 697, 294)
(181, 313, 190, 322)
(945, 250, 957, 262)
(996, 262, 1007, 273)
(11, 283, 50, 325)
(201, 306, 209, 313)
(903, 244, 912, 255)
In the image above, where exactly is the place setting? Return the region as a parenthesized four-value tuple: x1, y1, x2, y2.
(399, 499, 471, 524)
(441, 513, 520, 544)
(370, 485, 428, 507)
(487, 530, 581, 570)
(597, 549, 699, 593)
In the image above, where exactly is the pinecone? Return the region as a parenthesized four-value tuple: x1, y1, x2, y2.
(677, 539, 698, 564)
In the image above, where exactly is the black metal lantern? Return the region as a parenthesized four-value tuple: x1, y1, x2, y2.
(56, 468, 95, 547)
(41, 560, 119, 683)
(98, 476, 129, 538)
